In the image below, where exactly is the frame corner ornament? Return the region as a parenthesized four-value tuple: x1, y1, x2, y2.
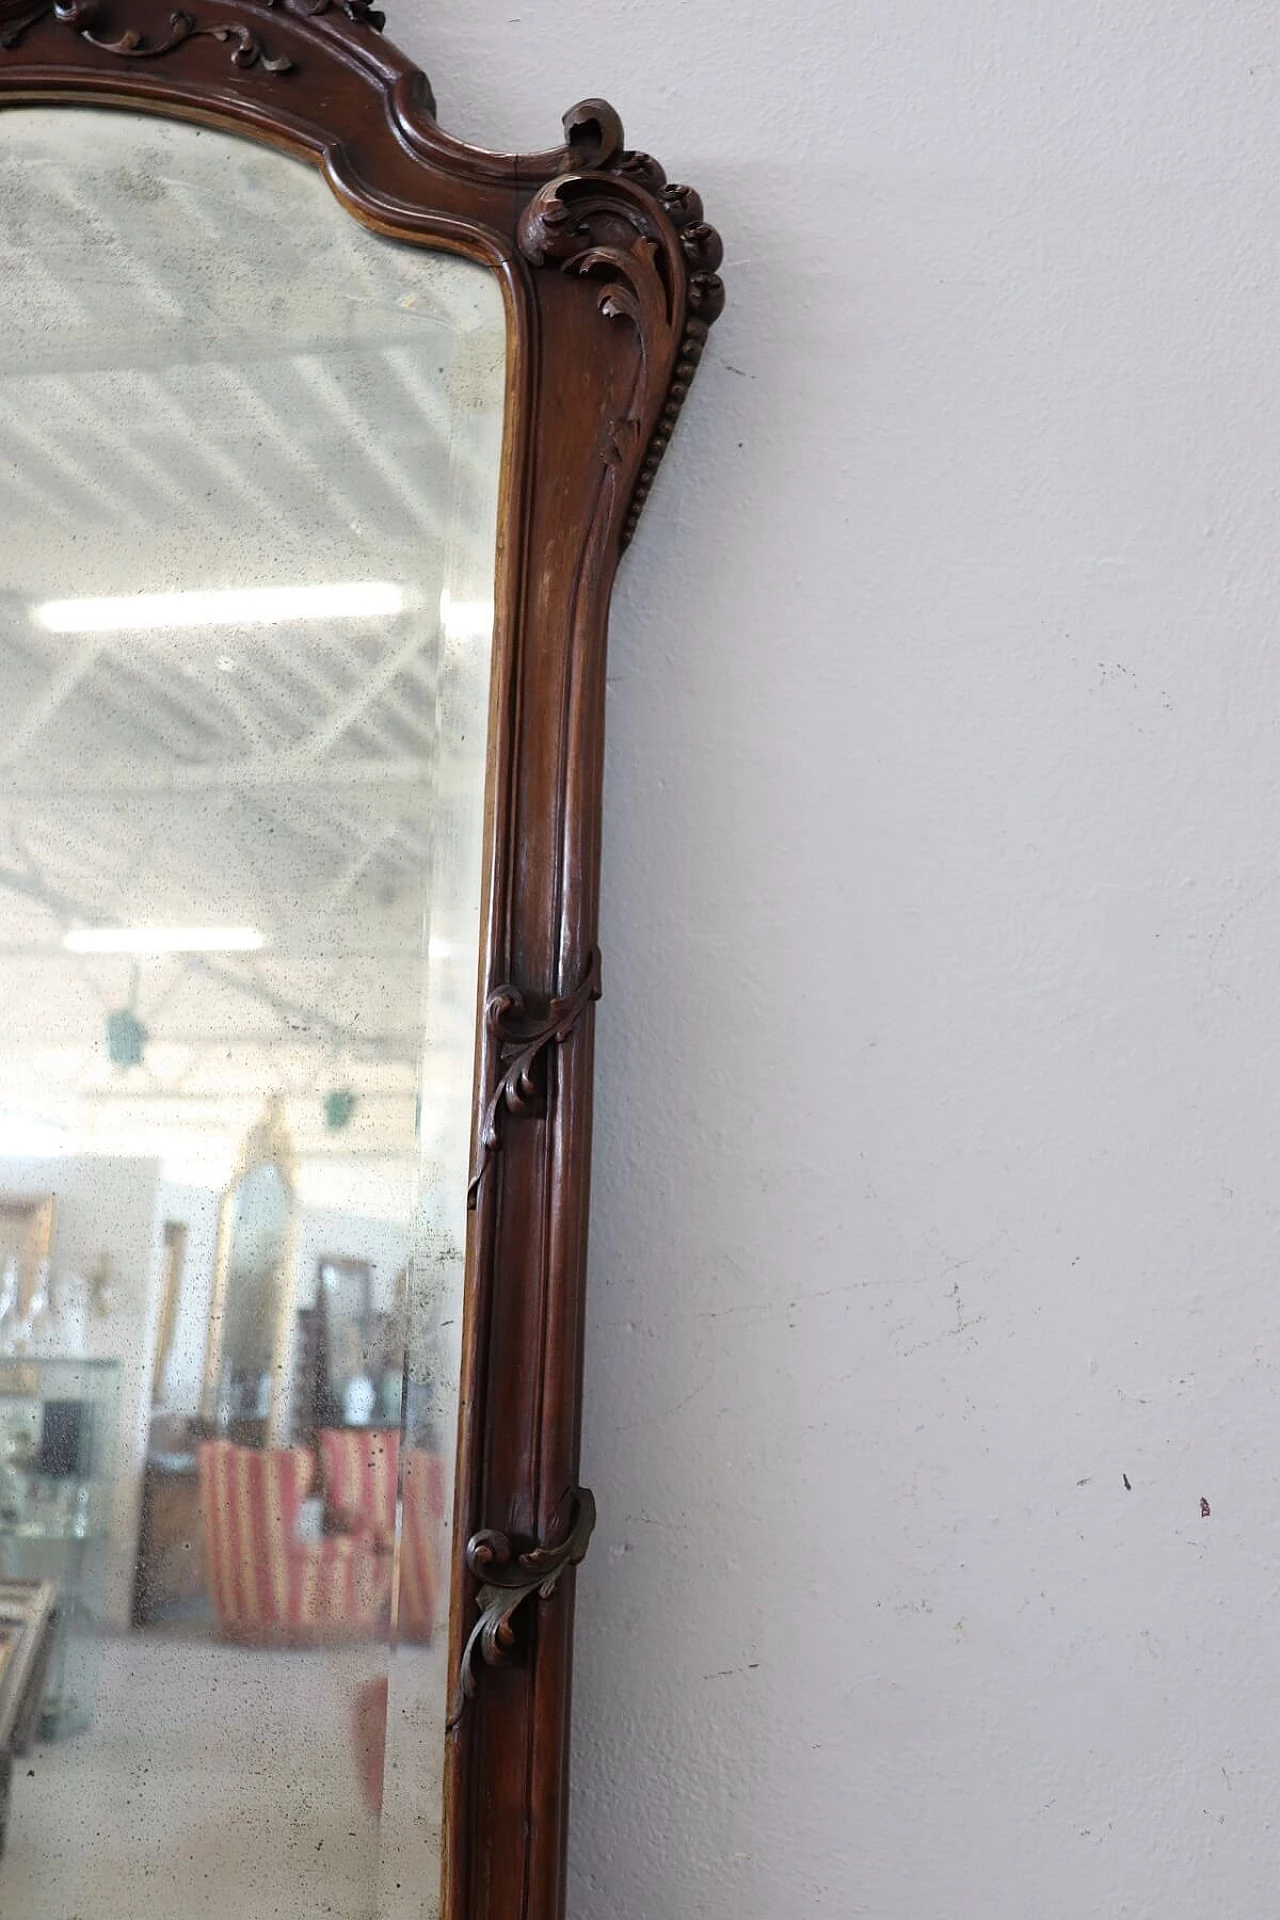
(517, 99, 725, 547)
(448, 1487, 597, 1732)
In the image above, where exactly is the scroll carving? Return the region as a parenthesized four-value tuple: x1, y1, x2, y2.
(518, 101, 726, 547)
(263, 0, 383, 30)
(85, 9, 293, 68)
(0, 0, 382, 63)
(448, 1488, 597, 1732)
(467, 947, 602, 1209)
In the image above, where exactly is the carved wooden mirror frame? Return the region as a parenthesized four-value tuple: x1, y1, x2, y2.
(0, 5, 723, 1917)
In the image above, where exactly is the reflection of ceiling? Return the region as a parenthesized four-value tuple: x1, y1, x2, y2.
(0, 108, 505, 1178)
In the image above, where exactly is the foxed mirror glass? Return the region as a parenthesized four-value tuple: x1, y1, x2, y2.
(0, 106, 504, 1916)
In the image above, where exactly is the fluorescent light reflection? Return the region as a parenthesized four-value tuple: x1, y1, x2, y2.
(35, 582, 407, 634)
(439, 589, 494, 644)
(64, 927, 266, 956)
(0, 1111, 68, 1156)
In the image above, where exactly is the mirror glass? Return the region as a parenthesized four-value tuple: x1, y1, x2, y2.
(0, 106, 506, 1918)
(206, 1111, 295, 1436)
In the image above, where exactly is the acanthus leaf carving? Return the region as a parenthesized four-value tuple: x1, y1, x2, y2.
(467, 947, 602, 1210)
(517, 101, 725, 547)
(448, 1488, 597, 1732)
(560, 96, 625, 171)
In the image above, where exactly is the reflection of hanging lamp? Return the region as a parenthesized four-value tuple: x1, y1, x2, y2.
(105, 1007, 147, 1068)
(105, 959, 147, 1068)
(324, 1089, 357, 1131)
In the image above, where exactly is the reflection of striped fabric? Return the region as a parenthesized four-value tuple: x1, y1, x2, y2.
(317, 1430, 445, 1642)
(318, 1428, 398, 1551)
(400, 1446, 445, 1643)
(198, 1441, 389, 1641)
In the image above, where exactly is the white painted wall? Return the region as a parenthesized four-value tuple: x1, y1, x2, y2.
(404, 5, 1280, 1917)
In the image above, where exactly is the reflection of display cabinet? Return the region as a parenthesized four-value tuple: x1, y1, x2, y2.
(0, 1358, 119, 1738)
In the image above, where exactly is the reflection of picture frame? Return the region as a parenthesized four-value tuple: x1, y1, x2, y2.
(0, 1195, 55, 1318)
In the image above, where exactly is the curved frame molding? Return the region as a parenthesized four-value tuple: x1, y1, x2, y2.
(0, 9, 723, 1919)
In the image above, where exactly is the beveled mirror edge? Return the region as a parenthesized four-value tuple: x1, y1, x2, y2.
(0, 9, 724, 1917)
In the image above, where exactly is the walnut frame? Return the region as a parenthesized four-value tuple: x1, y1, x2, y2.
(0, 7, 723, 1919)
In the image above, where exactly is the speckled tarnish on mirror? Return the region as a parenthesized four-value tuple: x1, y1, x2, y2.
(0, 107, 505, 1919)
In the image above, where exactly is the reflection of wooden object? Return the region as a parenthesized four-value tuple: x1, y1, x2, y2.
(151, 1221, 189, 1405)
(200, 1100, 298, 1446)
(0, 1196, 54, 1320)
(198, 1442, 388, 1641)
(132, 1460, 204, 1626)
(0, 1579, 57, 1854)
(318, 1429, 444, 1641)
(0, 15, 724, 1919)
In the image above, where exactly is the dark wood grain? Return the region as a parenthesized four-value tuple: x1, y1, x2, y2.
(0, 12, 723, 1917)
(131, 1459, 205, 1625)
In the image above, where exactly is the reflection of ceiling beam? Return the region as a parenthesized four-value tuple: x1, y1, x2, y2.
(318, 821, 403, 923)
(0, 435, 78, 527)
(0, 325, 454, 385)
(140, 371, 343, 554)
(0, 400, 151, 531)
(106, 1029, 414, 1056)
(0, 755, 432, 797)
(41, 167, 182, 326)
(380, 346, 495, 497)
(0, 860, 361, 1050)
(0, 944, 418, 964)
(0, 638, 105, 767)
(46, 373, 198, 526)
(73, 1085, 416, 1103)
(297, 629, 435, 762)
(158, 1032, 417, 1064)
(293, 355, 446, 540)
